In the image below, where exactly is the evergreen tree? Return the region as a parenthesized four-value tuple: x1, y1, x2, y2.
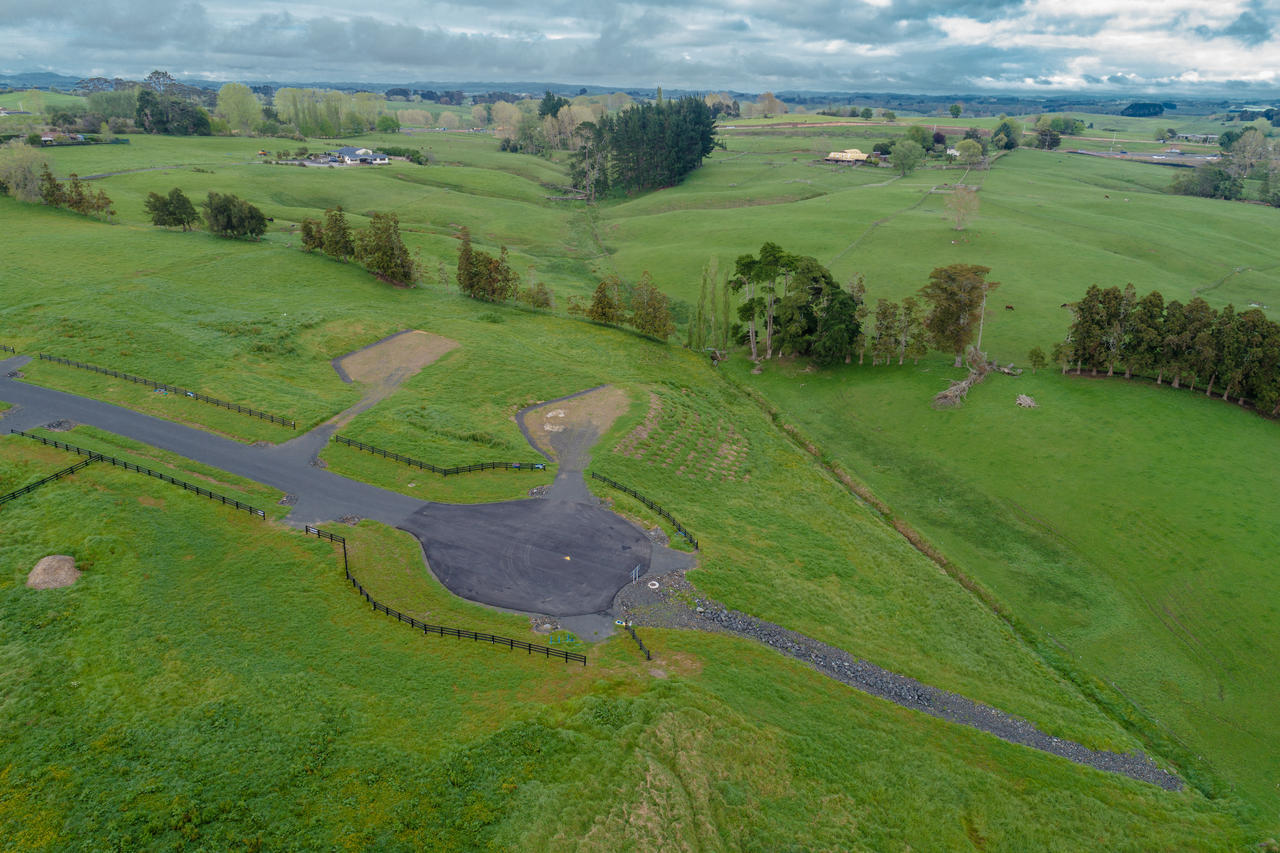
(201, 192, 267, 239)
(322, 206, 354, 261)
(300, 219, 324, 252)
(165, 187, 196, 230)
(588, 276, 625, 325)
(1125, 290, 1165, 380)
(811, 282, 863, 366)
(355, 212, 416, 285)
(629, 272, 675, 339)
(919, 264, 999, 367)
(38, 164, 64, 207)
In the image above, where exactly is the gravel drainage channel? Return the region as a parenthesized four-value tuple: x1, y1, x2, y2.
(614, 571, 1182, 791)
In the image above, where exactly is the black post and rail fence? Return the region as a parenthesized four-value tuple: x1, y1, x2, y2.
(589, 471, 699, 549)
(9, 430, 268, 518)
(302, 525, 586, 665)
(623, 623, 652, 660)
(0, 457, 97, 505)
(35, 354, 296, 429)
(334, 434, 545, 477)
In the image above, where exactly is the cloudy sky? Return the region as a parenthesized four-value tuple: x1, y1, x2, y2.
(2, 0, 1279, 94)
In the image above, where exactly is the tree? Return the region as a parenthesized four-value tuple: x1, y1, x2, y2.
(38, 164, 65, 206)
(1028, 346, 1047, 373)
(1171, 164, 1242, 200)
(881, 110, 896, 121)
(919, 264, 1000, 367)
(871, 299, 901, 365)
(216, 83, 261, 133)
(0, 140, 43, 202)
(355, 212, 416, 285)
(905, 125, 930, 147)
(456, 227, 479, 294)
(300, 219, 324, 252)
(945, 186, 979, 230)
(1125, 289, 1165, 381)
(757, 92, 787, 116)
(144, 187, 197, 230)
(1036, 128, 1062, 150)
(322, 206, 355, 261)
(376, 114, 401, 132)
(890, 139, 925, 176)
(202, 192, 266, 239)
(629, 272, 675, 339)
(538, 91, 570, 118)
(993, 117, 1022, 149)
(588, 276, 625, 325)
(860, 108, 873, 120)
(811, 281, 863, 366)
(898, 296, 928, 364)
(956, 138, 983, 167)
(950, 103, 962, 118)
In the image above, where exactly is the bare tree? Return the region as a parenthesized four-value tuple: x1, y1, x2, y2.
(945, 186, 979, 230)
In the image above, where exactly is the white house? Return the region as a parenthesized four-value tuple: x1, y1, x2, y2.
(334, 146, 389, 165)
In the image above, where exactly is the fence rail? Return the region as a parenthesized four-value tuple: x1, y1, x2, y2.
(589, 472, 699, 549)
(0, 344, 15, 355)
(302, 525, 586, 665)
(36, 354, 296, 429)
(0, 457, 96, 505)
(623, 623, 652, 661)
(334, 434, 544, 477)
(11, 430, 267, 518)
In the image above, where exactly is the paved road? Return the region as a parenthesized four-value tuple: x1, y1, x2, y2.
(0, 354, 692, 617)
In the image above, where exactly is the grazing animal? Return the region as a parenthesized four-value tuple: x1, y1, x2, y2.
(1004, 304, 1014, 311)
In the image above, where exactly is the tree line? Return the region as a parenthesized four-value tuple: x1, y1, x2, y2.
(1054, 284, 1280, 415)
(569, 96, 718, 197)
(36, 166, 114, 219)
(300, 207, 416, 286)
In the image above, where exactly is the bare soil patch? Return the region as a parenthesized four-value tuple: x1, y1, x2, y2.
(327, 330, 459, 428)
(520, 385, 630, 461)
(27, 555, 81, 589)
(334, 330, 458, 385)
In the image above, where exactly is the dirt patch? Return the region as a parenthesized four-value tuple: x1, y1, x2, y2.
(27, 555, 81, 589)
(334, 330, 458, 385)
(326, 330, 459, 429)
(137, 495, 165, 507)
(520, 385, 631, 461)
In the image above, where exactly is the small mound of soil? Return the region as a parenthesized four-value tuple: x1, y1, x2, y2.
(27, 555, 81, 589)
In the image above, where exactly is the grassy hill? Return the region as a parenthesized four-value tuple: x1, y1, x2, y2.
(3, 123, 1279, 845)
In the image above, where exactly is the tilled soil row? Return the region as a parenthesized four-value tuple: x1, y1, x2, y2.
(615, 571, 1182, 791)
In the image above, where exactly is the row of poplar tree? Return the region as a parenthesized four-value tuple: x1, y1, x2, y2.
(1057, 284, 1280, 414)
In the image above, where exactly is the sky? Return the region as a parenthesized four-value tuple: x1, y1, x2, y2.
(2, 0, 1279, 95)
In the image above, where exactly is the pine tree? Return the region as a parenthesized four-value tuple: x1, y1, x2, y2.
(629, 271, 675, 339)
(588, 276, 625, 325)
(322, 206, 354, 261)
(355, 212, 415, 285)
(872, 299, 901, 365)
(38, 164, 64, 207)
(300, 219, 324, 251)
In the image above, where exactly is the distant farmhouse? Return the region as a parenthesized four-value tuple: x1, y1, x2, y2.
(332, 146, 389, 165)
(824, 148, 869, 164)
(1174, 133, 1219, 144)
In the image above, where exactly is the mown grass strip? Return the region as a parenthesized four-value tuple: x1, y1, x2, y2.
(12, 429, 268, 518)
(37, 353, 296, 428)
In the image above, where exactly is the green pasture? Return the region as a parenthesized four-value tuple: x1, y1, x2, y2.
(4, 122, 1280, 842)
(733, 349, 1280, 822)
(0, 435, 1248, 850)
